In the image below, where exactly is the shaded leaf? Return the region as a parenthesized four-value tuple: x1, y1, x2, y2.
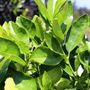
(44, 32, 63, 55)
(55, 78, 71, 90)
(47, 66, 63, 84)
(63, 64, 74, 76)
(12, 71, 37, 90)
(30, 46, 62, 65)
(42, 71, 52, 87)
(0, 57, 10, 83)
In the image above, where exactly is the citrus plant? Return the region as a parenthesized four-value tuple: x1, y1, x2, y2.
(0, 0, 90, 90)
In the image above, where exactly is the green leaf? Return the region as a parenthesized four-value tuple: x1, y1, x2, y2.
(9, 21, 29, 54)
(47, 66, 63, 84)
(33, 15, 45, 40)
(54, 0, 66, 16)
(55, 78, 71, 90)
(9, 21, 29, 45)
(0, 38, 25, 65)
(89, 17, 90, 26)
(56, 1, 73, 34)
(44, 32, 63, 55)
(35, 0, 47, 19)
(0, 38, 20, 56)
(16, 16, 36, 39)
(37, 71, 54, 90)
(63, 64, 74, 76)
(30, 46, 62, 65)
(65, 88, 76, 90)
(47, 0, 54, 21)
(66, 15, 88, 53)
(0, 25, 13, 41)
(13, 71, 37, 90)
(1, 22, 16, 41)
(16, 79, 37, 90)
(74, 55, 80, 71)
(0, 57, 10, 83)
(4, 77, 19, 90)
(76, 42, 89, 53)
(79, 51, 90, 71)
(2, 22, 10, 36)
(42, 71, 52, 87)
(9, 55, 26, 66)
(53, 19, 64, 41)
(47, 0, 66, 21)
(16, 41, 29, 54)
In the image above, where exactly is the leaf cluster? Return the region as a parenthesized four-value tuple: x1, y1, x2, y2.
(0, 0, 90, 90)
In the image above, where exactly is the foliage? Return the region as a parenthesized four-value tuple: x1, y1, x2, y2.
(0, 0, 90, 90)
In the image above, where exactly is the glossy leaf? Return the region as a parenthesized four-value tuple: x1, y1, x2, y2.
(0, 38, 25, 65)
(44, 32, 63, 55)
(54, 0, 66, 16)
(30, 47, 62, 65)
(47, 0, 66, 21)
(63, 64, 74, 77)
(9, 55, 26, 66)
(76, 41, 89, 53)
(53, 19, 64, 41)
(0, 38, 20, 56)
(16, 16, 36, 39)
(33, 15, 45, 40)
(66, 15, 88, 53)
(4, 77, 19, 90)
(55, 78, 71, 90)
(42, 71, 52, 87)
(79, 51, 90, 71)
(12, 71, 37, 90)
(47, 0, 54, 21)
(74, 55, 80, 71)
(16, 79, 37, 90)
(9, 21, 30, 54)
(56, 1, 73, 34)
(16, 41, 29, 54)
(9, 21, 29, 45)
(0, 58, 10, 83)
(35, 0, 47, 19)
(0, 25, 13, 41)
(47, 66, 63, 84)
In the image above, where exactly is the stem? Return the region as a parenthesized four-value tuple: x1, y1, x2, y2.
(67, 54, 76, 77)
(59, 44, 76, 77)
(63, 51, 76, 76)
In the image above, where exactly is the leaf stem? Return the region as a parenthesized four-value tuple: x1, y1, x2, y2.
(63, 51, 76, 76)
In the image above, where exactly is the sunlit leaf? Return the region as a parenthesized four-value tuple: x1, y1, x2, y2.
(66, 15, 88, 53)
(4, 77, 19, 90)
(16, 16, 36, 39)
